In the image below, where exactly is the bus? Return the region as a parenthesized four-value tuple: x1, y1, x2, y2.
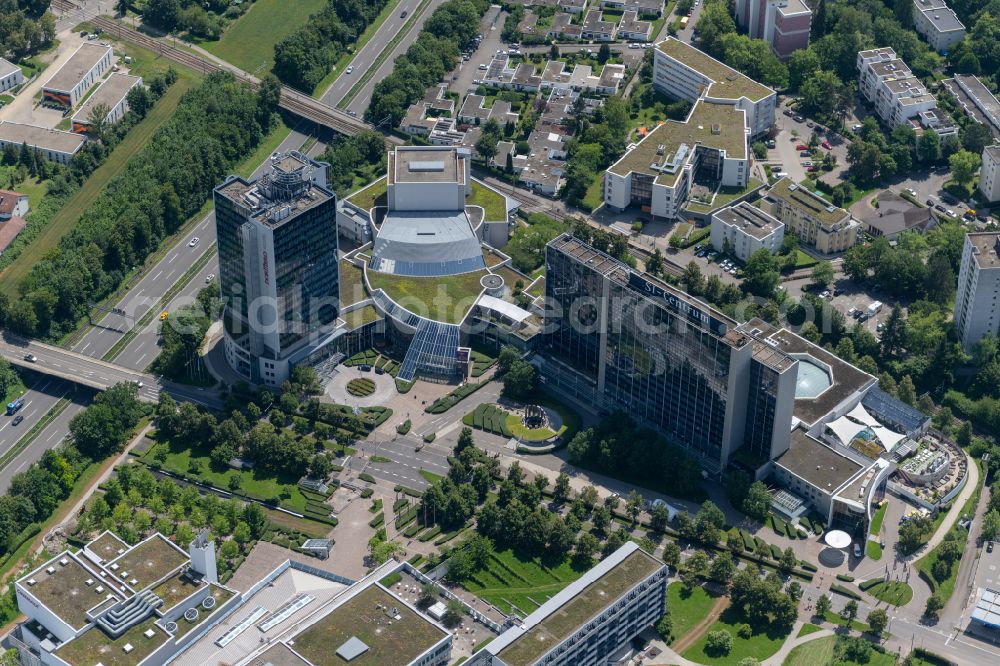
(679, 16, 689, 28)
(6, 398, 23, 416)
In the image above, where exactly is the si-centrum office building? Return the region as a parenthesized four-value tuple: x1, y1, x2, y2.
(539, 233, 797, 473)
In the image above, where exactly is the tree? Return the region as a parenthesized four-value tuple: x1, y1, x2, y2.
(867, 607, 888, 635)
(918, 130, 941, 162)
(497, 346, 519, 374)
(742, 249, 781, 297)
(811, 261, 834, 288)
(961, 122, 993, 155)
(779, 546, 798, 573)
(708, 554, 735, 585)
(656, 613, 673, 641)
(880, 304, 907, 358)
(816, 594, 831, 616)
(626, 490, 644, 523)
(897, 375, 917, 406)
(705, 630, 733, 656)
(841, 600, 858, 623)
(983, 510, 1000, 541)
(800, 70, 842, 116)
(686, 551, 709, 577)
(553, 472, 572, 504)
(662, 542, 681, 570)
(598, 43, 611, 64)
(925, 593, 944, 619)
(455, 427, 475, 455)
(650, 503, 671, 533)
(949, 149, 980, 186)
(574, 532, 599, 566)
(502, 359, 537, 400)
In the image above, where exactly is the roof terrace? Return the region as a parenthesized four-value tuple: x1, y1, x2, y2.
(292, 584, 447, 666)
(766, 177, 850, 228)
(656, 38, 773, 102)
(20, 553, 122, 630)
(107, 535, 188, 591)
(55, 617, 168, 666)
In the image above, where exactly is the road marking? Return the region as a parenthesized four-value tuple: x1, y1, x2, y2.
(153, 270, 163, 281)
(80, 342, 90, 353)
(168, 254, 177, 264)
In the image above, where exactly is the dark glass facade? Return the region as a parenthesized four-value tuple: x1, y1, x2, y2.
(743, 359, 780, 462)
(215, 188, 250, 320)
(543, 243, 606, 383)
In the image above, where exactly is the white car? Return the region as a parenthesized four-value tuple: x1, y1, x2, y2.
(205, 274, 215, 283)
(346, 66, 354, 74)
(188, 237, 199, 247)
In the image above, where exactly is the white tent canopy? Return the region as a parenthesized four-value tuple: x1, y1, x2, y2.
(824, 530, 852, 549)
(847, 403, 880, 428)
(871, 425, 906, 452)
(827, 415, 865, 448)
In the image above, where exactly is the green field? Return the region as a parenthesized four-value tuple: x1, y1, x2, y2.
(367, 269, 487, 324)
(667, 582, 720, 644)
(682, 606, 790, 666)
(782, 636, 896, 666)
(865, 580, 913, 606)
(468, 181, 508, 221)
(0, 79, 194, 298)
(201, 0, 327, 74)
(463, 548, 586, 616)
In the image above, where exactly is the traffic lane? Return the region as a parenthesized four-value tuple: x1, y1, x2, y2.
(0, 399, 88, 493)
(450, 9, 507, 96)
(113, 256, 219, 372)
(344, 0, 472, 116)
(0, 376, 72, 455)
(73, 127, 312, 359)
(318, 0, 431, 107)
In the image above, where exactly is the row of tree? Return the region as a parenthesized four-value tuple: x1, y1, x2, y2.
(2, 73, 280, 340)
(367, 0, 488, 127)
(272, 0, 391, 92)
(140, 0, 249, 39)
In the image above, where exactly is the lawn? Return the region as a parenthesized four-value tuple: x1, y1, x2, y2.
(339, 259, 367, 305)
(468, 180, 508, 221)
(682, 606, 790, 666)
(346, 177, 387, 211)
(2, 375, 27, 407)
(463, 548, 586, 616)
(0, 79, 194, 298)
(796, 623, 823, 637)
(200, 0, 327, 74)
(782, 636, 896, 666)
(342, 305, 379, 329)
(667, 582, 720, 644)
(866, 501, 888, 560)
(582, 172, 604, 211)
(367, 269, 487, 324)
(793, 249, 819, 269)
(865, 580, 913, 606)
(140, 432, 311, 514)
(686, 178, 764, 214)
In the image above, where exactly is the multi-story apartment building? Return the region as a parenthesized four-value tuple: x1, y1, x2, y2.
(214, 151, 339, 386)
(954, 232, 1000, 350)
(710, 201, 785, 261)
(470, 543, 668, 666)
(763, 177, 858, 254)
(913, 0, 965, 53)
(0, 57, 24, 93)
(653, 37, 776, 137)
(943, 75, 1000, 138)
(603, 99, 750, 220)
(734, 0, 812, 60)
(857, 48, 958, 138)
(541, 234, 797, 472)
(980, 145, 1000, 201)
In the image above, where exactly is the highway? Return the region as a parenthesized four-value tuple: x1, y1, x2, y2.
(0, 376, 73, 457)
(318, 0, 447, 109)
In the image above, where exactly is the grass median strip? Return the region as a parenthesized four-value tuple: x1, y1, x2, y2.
(0, 396, 72, 472)
(102, 245, 216, 363)
(337, 0, 433, 109)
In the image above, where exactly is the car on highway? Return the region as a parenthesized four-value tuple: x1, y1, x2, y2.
(160, 311, 169, 321)
(205, 274, 215, 283)
(23, 354, 37, 362)
(346, 66, 354, 74)
(11, 415, 23, 426)
(188, 237, 199, 247)
(400, 9, 407, 17)
(347, 109, 357, 116)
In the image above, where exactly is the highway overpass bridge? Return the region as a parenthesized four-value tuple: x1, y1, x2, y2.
(0, 335, 223, 410)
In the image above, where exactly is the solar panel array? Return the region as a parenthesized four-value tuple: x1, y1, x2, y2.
(973, 588, 1000, 628)
(398, 320, 461, 381)
(368, 255, 485, 277)
(862, 387, 928, 434)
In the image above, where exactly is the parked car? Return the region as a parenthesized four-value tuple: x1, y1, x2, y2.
(796, 144, 809, 151)
(853, 543, 862, 558)
(821, 140, 832, 149)
(806, 121, 815, 127)
(793, 115, 804, 122)
(807, 166, 818, 172)
(783, 109, 794, 117)
(800, 151, 811, 157)
(926, 198, 935, 206)
(989, 542, 995, 553)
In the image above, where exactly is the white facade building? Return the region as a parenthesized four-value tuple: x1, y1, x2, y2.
(0, 58, 24, 93)
(954, 232, 1000, 350)
(857, 48, 956, 136)
(71, 73, 142, 133)
(913, 0, 965, 53)
(0, 122, 86, 163)
(653, 37, 776, 137)
(603, 99, 750, 220)
(42, 43, 113, 108)
(711, 201, 784, 261)
(979, 145, 1000, 202)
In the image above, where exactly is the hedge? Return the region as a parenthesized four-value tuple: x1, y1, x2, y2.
(419, 526, 443, 541)
(404, 522, 423, 537)
(359, 473, 376, 483)
(830, 583, 862, 600)
(859, 579, 881, 591)
(369, 513, 385, 528)
(836, 574, 855, 582)
(396, 419, 412, 435)
(912, 648, 956, 666)
(425, 380, 488, 413)
(360, 487, 374, 498)
(740, 529, 756, 552)
(800, 562, 817, 572)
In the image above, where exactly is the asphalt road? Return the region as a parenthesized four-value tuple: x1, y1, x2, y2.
(70, 127, 312, 368)
(318, 0, 441, 109)
(0, 375, 73, 460)
(341, 0, 485, 118)
(0, 398, 89, 492)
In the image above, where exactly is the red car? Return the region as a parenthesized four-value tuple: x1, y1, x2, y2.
(796, 144, 809, 151)
(807, 166, 818, 172)
(821, 140, 832, 149)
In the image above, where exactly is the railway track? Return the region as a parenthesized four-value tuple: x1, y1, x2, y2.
(90, 16, 388, 141)
(51, 0, 78, 11)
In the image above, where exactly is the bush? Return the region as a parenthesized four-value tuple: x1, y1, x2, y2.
(705, 630, 733, 656)
(396, 419, 412, 435)
(836, 574, 855, 582)
(830, 583, 862, 600)
(359, 473, 376, 484)
(369, 513, 385, 528)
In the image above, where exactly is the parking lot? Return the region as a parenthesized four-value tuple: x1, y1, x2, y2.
(764, 98, 852, 185)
